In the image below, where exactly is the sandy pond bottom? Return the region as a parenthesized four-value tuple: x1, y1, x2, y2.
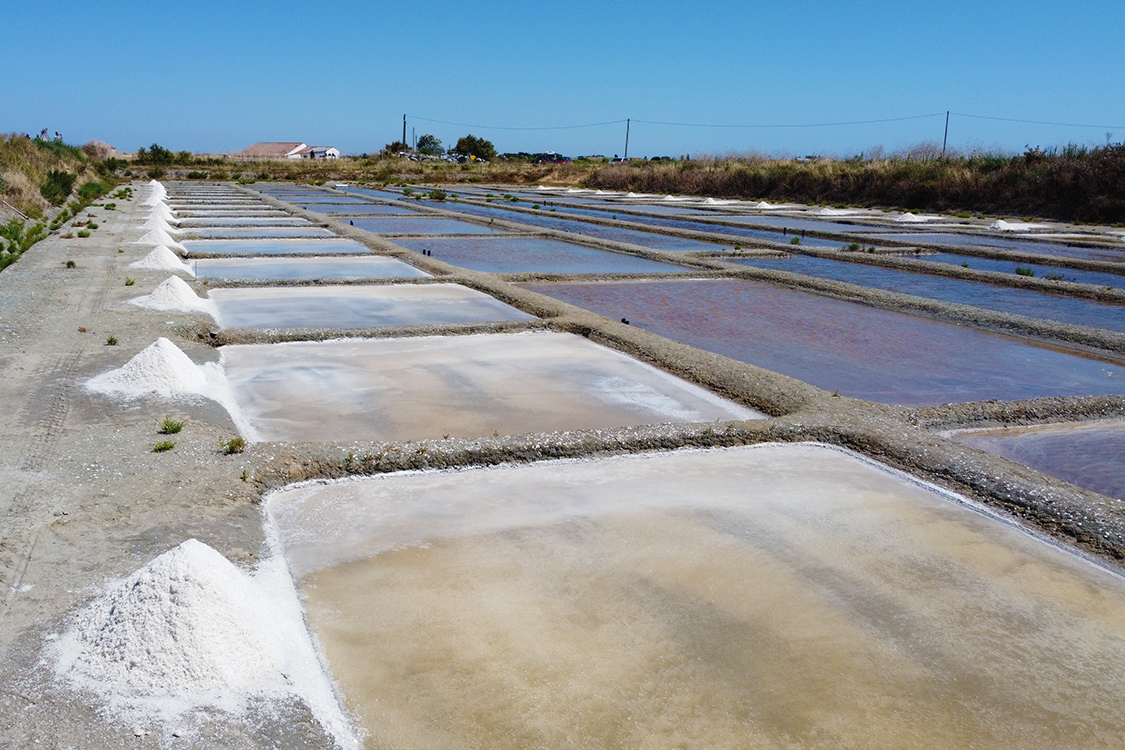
(267, 444, 1125, 749)
(222, 331, 760, 442)
(954, 420, 1125, 501)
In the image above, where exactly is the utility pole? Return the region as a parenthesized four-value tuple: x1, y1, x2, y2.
(624, 118, 630, 160)
(941, 111, 950, 158)
(402, 114, 407, 148)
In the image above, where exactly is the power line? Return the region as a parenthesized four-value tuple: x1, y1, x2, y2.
(406, 115, 627, 131)
(632, 113, 947, 129)
(951, 112, 1125, 130)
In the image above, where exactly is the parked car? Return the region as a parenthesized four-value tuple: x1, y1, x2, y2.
(532, 152, 571, 164)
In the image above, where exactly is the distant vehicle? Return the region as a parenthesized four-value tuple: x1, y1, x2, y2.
(532, 152, 571, 164)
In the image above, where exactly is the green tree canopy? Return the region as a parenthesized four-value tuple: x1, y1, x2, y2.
(416, 133, 443, 155)
(454, 134, 496, 161)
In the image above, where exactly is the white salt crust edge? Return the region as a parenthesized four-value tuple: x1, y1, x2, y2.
(50, 538, 360, 748)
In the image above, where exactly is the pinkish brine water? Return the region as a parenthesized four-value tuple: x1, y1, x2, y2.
(522, 279, 1125, 405)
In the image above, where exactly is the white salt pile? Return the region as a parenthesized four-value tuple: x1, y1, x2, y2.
(52, 539, 358, 747)
(990, 219, 1046, 232)
(753, 201, 775, 209)
(84, 337, 255, 437)
(817, 207, 859, 216)
(895, 212, 937, 223)
(661, 195, 692, 202)
(702, 197, 736, 205)
(142, 216, 179, 233)
(85, 337, 210, 399)
(147, 204, 177, 222)
(129, 246, 196, 277)
(135, 228, 186, 252)
(129, 276, 217, 319)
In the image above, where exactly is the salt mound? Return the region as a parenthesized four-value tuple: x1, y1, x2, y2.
(662, 195, 691, 202)
(143, 216, 179, 233)
(53, 539, 359, 746)
(148, 204, 176, 221)
(130, 276, 216, 318)
(85, 338, 209, 399)
(990, 219, 1044, 232)
(753, 201, 775, 209)
(129, 246, 195, 276)
(136, 228, 186, 252)
(817, 207, 858, 216)
(702, 197, 735, 205)
(896, 212, 932, 223)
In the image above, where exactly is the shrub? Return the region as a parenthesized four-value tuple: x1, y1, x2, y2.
(1015, 266, 1035, 277)
(77, 181, 109, 201)
(40, 170, 76, 205)
(221, 437, 246, 455)
(105, 202, 116, 210)
(159, 418, 183, 434)
(152, 441, 175, 452)
(427, 189, 447, 201)
(790, 236, 801, 245)
(77, 230, 90, 238)
(146, 168, 165, 179)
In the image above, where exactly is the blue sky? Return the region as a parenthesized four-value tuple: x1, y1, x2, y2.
(6, 0, 1124, 158)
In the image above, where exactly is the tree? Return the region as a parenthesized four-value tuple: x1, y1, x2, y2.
(416, 133, 443, 156)
(453, 134, 496, 161)
(384, 141, 410, 156)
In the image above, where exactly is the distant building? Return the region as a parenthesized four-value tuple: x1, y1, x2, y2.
(233, 142, 308, 160)
(295, 146, 340, 160)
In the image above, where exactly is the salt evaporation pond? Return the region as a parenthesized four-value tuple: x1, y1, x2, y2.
(351, 216, 502, 235)
(552, 206, 854, 248)
(176, 217, 311, 227)
(300, 203, 420, 215)
(522, 279, 1125, 405)
(210, 283, 531, 330)
(394, 236, 688, 274)
(340, 186, 425, 201)
(223, 331, 759, 442)
(868, 232, 1125, 263)
(414, 202, 727, 251)
(192, 256, 430, 281)
(266, 443, 1125, 750)
(918, 253, 1124, 288)
(954, 420, 1125, 501)
(288, 196, 372, 204)
(185, 227, 334, 239)
(734, 254, 1125, 332)
(182, 238, 371, 256)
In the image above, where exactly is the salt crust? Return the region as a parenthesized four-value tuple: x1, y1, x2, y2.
(129, 246, 195, 277)
(129, 276, 217, 318)
(52, 539, 359, 747)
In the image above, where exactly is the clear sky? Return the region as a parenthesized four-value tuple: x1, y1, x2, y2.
(6, 0, 1124, 158)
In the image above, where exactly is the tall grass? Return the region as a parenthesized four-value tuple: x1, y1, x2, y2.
(585, 145, 1125, 223)
(1, 134, 113, 217)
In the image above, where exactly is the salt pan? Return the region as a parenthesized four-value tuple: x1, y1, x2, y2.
(52, 539, 358, 747)
(129, 276, 217, 318)
(129, 246, 196, 276)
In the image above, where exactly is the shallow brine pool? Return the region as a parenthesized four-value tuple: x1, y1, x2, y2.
(192, 256, 430, 281)
(352, 216, 503, 235)
(182, 238, 372, 256)
(221, 331, 759, 441)
(265, 443, 1125, 749)
(394, 236, 688, 274)
(954, 420, 1125, 501)
(522, 279, 1125, 405)
(210, 283, 532, 330)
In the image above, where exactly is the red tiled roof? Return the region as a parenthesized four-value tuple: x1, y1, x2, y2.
(236, 142, 306, 156)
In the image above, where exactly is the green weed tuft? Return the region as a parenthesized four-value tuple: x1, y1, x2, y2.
(152, 441, 175, 453)
(221, 437, 246, 455)
(159, 418, 183, 434)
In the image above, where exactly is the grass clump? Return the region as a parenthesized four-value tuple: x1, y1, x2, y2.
(152, 441, 176, 453)
(105, 335, 117, 346)
(159, 418, 183, 434)
(221, 437, 246, 455)
(64, 259, 76, 268)
(124, 277, 135, 286)
(76, 230, 90, 238)
(790, 236, 801, 245)
(1015, 266, 1035, 277)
